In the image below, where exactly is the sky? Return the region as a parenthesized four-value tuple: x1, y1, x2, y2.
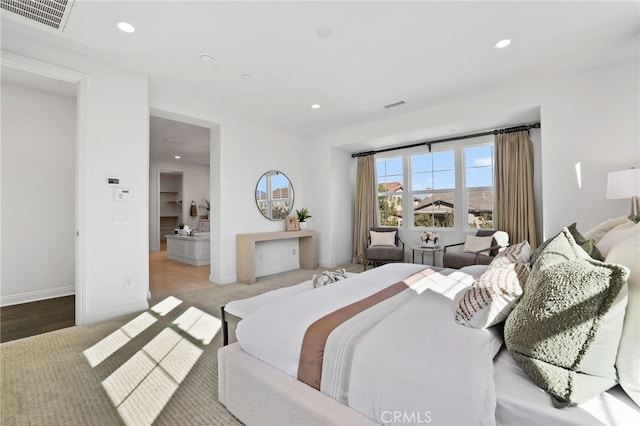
(377, 144, 494, 192)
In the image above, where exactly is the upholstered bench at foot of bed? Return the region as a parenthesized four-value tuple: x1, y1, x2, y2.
(221, 273, 356, 345)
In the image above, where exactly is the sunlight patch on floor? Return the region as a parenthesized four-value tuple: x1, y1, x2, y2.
(173, 306, 221, 345)
(84, 297, 221, 426)
(151, 296, 183, 316)
(83, 312, 157, 367)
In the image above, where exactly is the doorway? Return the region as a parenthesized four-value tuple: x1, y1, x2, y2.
(0, 58, 82, 340)
(148, 113, 213, 300)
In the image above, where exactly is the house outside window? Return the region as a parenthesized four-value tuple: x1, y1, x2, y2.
(464, 144, 494, 229)
(376, 157, 403, 226)
(411, 151, 455, 228)
(374, 137, 495, 231)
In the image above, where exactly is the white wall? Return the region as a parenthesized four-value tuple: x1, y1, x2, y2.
(1, 82, 76, 306)
(312, 58, 639, 265)
(149, 161, 210, 252)
(2, 32, 150, 323)
(150, 92, 311, 284)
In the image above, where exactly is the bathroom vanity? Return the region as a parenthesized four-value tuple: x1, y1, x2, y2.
(166, 233, 210, 266)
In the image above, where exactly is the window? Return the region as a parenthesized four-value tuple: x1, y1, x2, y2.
(374, 138, 495, 231)
(411, 151, 455, 228)
(464, 144, 494, 229)
(376, 157, 403, 226)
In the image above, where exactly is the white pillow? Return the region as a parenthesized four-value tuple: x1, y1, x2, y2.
(370, 230, 396, 247)
(463, 235, 494, 255)
(597, 221, 639, 257)
(583, 215, 630, 244)
(607, 234, 640, 406)
(492, 230, 510, 252)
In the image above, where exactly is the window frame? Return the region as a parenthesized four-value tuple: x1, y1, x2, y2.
(463, 141, 495, 231)
(374, 136, 495, 232)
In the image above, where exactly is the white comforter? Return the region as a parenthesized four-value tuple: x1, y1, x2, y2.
(236, 263, 503, 425)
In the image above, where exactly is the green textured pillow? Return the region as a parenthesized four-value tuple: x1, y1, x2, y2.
(504, 228, 629, 408)
(567, 222, 604, 261)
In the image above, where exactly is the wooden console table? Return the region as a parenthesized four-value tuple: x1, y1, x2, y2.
(236, 230, 317, 284)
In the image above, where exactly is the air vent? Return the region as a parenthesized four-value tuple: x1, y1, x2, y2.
(383, 100, 407, 109)
(1, 0, 75, 31)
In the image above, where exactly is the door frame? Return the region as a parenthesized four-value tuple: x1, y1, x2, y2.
(1, 51, 89, 325)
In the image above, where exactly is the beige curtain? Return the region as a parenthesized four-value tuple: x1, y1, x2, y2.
(352, 155, 379, 263)
(495, 131, 538, 248)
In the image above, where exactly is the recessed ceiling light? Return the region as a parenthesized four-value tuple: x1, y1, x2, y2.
(311, 104, 321, 109)
(241, 74, 251, 79)
(174, 155, 181, 159)
(316, 27, 333, 38)
(116, 21, 135, 33)
(200, 54, 214, 62)
(494, 39, 511, 49)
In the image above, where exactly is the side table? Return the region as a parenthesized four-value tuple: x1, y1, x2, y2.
(411, 246, 444, 267)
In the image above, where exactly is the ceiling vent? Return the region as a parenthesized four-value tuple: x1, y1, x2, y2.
(1, 0, 75, 31)
(383, 100, 407, 110)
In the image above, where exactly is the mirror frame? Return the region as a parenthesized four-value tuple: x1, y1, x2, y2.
(255, 170, 295, 221)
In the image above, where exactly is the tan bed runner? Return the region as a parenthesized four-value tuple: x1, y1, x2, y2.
(297, 267, 438, 390)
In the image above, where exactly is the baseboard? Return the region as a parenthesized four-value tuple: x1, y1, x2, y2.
(0, 286, 75, 307)
(83, 300, 149, 325)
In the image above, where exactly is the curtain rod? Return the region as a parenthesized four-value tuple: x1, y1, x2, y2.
(351, 122, 541, 158)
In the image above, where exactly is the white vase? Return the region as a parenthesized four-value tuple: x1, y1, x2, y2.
(299, 222, 308, 230)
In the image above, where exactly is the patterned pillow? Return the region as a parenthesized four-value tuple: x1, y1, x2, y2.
(504, 228, 628, 408)
(490, 241, 532, 267)
(455, 259, 530, 329)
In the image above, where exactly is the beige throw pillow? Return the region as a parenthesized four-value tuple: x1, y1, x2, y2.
(462, 235, 494, 255)
(370, 230, 396, 247)
(597, 221, 639, 257)
(583, 215, 630, 244)
(606, 234, 640, 406)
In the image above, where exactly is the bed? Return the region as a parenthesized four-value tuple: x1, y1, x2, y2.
(219, 219, 640, 425)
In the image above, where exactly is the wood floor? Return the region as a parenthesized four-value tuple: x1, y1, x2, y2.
(0, 241, 212, 343)
(0, 295, 75, 343)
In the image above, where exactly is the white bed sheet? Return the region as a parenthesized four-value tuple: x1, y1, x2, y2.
(494, 349, 640, 426)
(224, 272, 356, 318)
(346, 270, 503, 426)
(236, 263, 427, 376)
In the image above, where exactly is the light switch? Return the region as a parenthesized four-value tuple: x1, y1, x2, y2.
(114, 188, 132, 200)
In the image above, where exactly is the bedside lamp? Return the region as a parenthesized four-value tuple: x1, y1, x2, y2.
(607, 168, 640, 218)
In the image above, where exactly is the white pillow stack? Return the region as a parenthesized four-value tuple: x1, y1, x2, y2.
(585, 217, 640, 407)
(603, 232, 640, 406)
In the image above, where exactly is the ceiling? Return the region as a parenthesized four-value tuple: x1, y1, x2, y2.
(1, 1, 638, 142)
(149, 116, 210, 167)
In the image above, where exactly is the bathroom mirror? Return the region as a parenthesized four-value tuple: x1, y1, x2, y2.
(255, 170, 294, 220)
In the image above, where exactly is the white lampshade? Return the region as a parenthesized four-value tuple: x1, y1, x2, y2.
(607, 169, 640, 199)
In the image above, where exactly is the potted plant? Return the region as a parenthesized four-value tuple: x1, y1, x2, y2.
(296, 208, 312, 229)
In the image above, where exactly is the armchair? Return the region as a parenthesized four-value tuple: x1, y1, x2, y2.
(363, 227, 405, 271)
(442, 230, 509, 269)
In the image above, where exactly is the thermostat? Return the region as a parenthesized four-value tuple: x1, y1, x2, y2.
(114, 188, 132, 200)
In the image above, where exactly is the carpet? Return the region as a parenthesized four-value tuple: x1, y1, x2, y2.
(0, 265, 361, 426)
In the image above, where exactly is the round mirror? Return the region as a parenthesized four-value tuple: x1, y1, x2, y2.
(255, 170, 294, 220)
